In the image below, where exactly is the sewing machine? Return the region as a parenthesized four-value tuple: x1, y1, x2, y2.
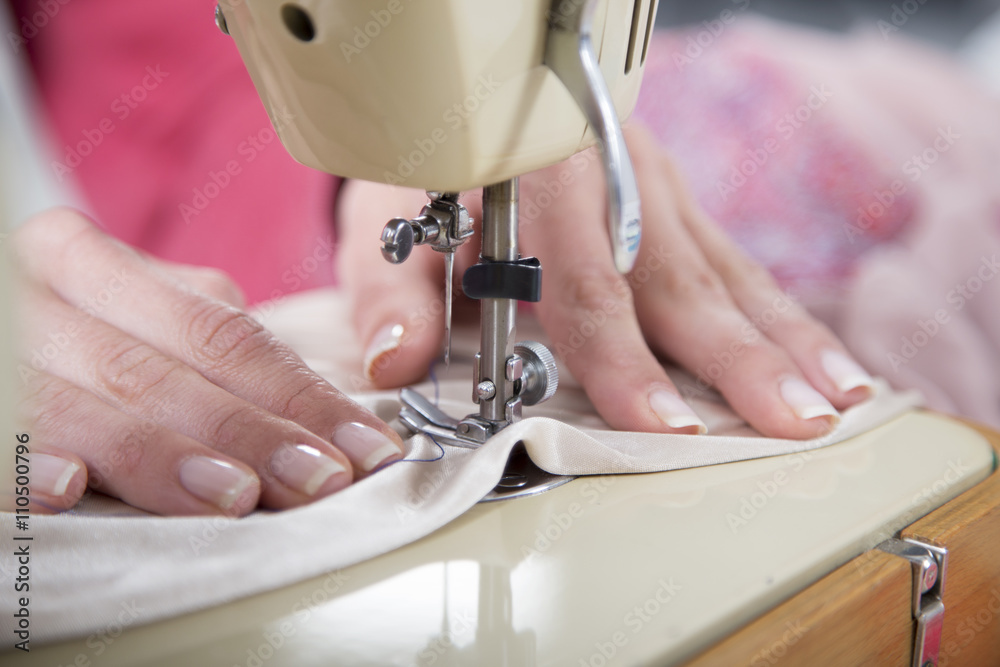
(215, 0, 647, 461)
(195, 2, 1000, 666)
(10, 2, 996, 666)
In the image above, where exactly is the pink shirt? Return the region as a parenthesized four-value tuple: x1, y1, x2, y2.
(16, 0, 338, 304)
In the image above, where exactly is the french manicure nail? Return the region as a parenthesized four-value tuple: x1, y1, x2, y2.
(333, 422, 403, 472)
(363, 323, 404, 380)
(31, 454, 81, 497)
(271, 444, 348, 496)
(649, 388, 708, 434)
(179, 456, 257, 510)
(821, 349, 876, 394)
(780, 377, 840, 422)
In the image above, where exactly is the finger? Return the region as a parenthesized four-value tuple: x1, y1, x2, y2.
(520, 153, 707, 434)
(0, 439, 87, 515)
(16, 372, 260, 516)
(337, 180, 450, 386)
(15, 209, 404, 481)
(144, 256, 247, 309)
(658, 153, 876, 409)
(19, 280, 362, 509)
(625, 133, 840, 439)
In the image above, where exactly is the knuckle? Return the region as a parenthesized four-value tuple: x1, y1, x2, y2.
(18, 206, 83, 240)
(560, 265, 634, 317)
(11, 207, 90, 264)
(184, 301, 274, 371)
(661, 263, 729, 304)
(94, 341, 181, 405)
(16, 375, 81, 433)
(728, 255, 780, 297)
(105, 426, 150, 477)
(191, 268, 245, 305)
(207, 404, 266, 451)
(279, 377, 337, 424)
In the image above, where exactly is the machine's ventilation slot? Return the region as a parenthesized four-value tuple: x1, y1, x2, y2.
(641, 0, 658, 65)
(624, 0, 643, 74)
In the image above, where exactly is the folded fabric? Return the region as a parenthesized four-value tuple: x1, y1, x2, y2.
(0, 290, 922, 645)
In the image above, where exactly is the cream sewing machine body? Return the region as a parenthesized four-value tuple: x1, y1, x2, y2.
(216, 0, 653, 190)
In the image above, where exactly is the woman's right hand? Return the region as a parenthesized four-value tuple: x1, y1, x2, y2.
(5, 208, 404, 516)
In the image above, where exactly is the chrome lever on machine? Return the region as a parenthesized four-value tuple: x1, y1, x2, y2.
(546, 0, 642, 274)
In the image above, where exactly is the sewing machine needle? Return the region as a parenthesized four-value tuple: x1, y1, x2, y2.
(443, 250, 454, 367)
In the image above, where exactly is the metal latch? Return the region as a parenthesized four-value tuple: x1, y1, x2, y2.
(877, 538, 948, 667)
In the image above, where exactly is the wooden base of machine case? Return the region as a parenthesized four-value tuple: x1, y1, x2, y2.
(685, 419, 1000, 667)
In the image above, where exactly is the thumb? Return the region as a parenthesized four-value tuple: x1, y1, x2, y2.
(337, 180, 445, 388)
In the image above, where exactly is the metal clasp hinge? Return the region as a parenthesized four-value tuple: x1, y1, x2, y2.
(877, 538, 948, 667)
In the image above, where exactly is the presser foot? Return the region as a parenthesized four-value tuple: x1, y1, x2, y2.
(397, 387, 574, 502)
(384, 180, 566, 501)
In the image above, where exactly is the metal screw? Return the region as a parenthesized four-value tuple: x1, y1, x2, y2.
(921, 562, 938, 594)
(380, 218, 415, 264)
(476, 381, 496, 401)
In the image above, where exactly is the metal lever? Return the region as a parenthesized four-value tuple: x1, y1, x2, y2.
(545, 0, 642, 274)
(878, 538, 948, 667)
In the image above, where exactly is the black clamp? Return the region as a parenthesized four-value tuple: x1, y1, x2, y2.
(462, 257, 542, 303)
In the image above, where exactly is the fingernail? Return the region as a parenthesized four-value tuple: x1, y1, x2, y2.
(780, 377, 840, 423)
(649, 388, 708, 434)
(333, 422, 404, 472)
(31, 454, 81, 496)
(179, 456, 257, 511)
(821, 349, 876, 394)
(271, 444, 348, 496)
(363, 324, 404, 380)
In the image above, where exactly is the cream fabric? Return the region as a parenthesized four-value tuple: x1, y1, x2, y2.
(0, 290, 922, 644)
